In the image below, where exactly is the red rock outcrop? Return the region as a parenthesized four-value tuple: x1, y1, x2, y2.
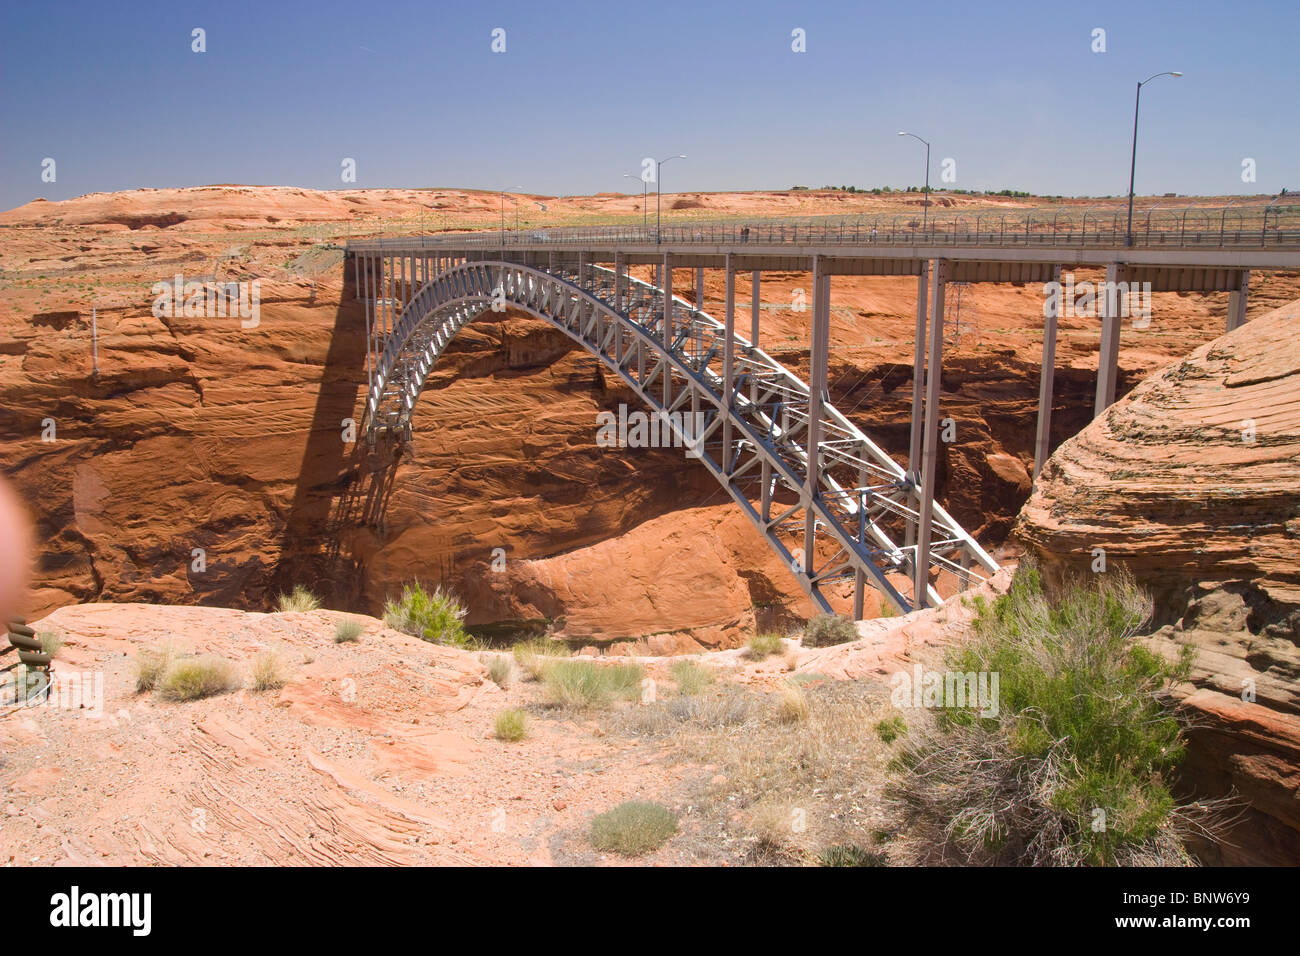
(1015, 300, 1300, 865)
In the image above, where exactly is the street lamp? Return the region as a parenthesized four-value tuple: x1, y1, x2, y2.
(624, 172, 648, 233)
(500, 185, 521, 245)
(655, 154, 686, 242)
(897, 132, 931, 231)
(1125, 72, 1182, 247)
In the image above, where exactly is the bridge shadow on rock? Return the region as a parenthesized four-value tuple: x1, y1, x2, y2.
(271, 260, 399, 612)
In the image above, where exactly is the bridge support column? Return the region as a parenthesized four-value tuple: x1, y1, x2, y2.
(722, 255, 735, 474)
(662, 254, 673, 408)
(695, 266, 705, 310)
(751, 271, 761, 345)
(1034, 265, 1062, 481)
(1227, 270, 1250, 331)
(905, 261, 929, 551)
(614, 252, 626, 313)
(1094, 262, 1122, 418)
(915, 259, 947, 608)
(804, 256, 830, 578)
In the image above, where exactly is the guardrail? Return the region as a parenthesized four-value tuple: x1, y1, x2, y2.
(347, 201, 1300, 252)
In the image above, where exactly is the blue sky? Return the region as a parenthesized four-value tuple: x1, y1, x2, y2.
(1, 0, 1296, 210)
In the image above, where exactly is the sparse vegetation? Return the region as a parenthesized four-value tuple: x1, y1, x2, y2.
(875, 715, 907, 744)
(485, 654, 513, 686)
(670, 659, 713, 695)
(819, 844, 887, 867)
(541, 660, 643, 709)
(494, 707, 528, 742)
(158, 654, 238, 701)
(802, 613, 857, 648)
(333, 618, 364, 643)
(135, 644, 174, 692)
(512, 638, 568, 681)
(250, 650, 286, 692)
(277, 585, 321, 613)
(747, 632, 783, 659)
(37, 630, 63, 658)
(384, 581, 469, 647)
(887, 562, 1205, 866)
(775, 681, 809, 723)
(590, 801, 679, 855)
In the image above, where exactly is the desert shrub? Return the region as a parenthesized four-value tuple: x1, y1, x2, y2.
(512, 638, 567, 681)
(135, 645, 174, 692)
(494, 707, 527, 742)
(887, 562, 1202, 866)
(333, 619, 364, 643)
(875, 715, 907, 744)
(590, 801, 679, 855)
(775, 681, 809, 723)
(803, 614, 857, 648)
(747, 632, 783, 659)
(485, 655, 512, 686)
(158, 655, 238, 701)
(277, 585, 321, 612)
(670, 659, 713, 695)
(819, 844, 887, 867)
(541, 660, 643, 708)
(249, 650, 286, 692)
(384, 581, 469, 647)
(37, 630, 63, 658)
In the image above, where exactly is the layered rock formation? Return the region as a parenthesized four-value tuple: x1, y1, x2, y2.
(1016, 300, 1300, 865)
(2, 186, 1291, 651)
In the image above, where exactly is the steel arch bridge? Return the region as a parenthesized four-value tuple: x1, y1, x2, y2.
(349, 255, 997, 615)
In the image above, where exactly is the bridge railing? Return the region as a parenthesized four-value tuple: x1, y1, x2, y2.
(346, 199, 1300, 252)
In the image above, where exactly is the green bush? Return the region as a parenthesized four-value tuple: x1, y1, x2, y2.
(803, 614, 857, 647)
(875, 716, 907, 744)
(494, 707, 528, 742)
(333, 618, 364, 643)
(384, 581, 469, 647)
(747, 632, 783, 659)
(590, 801, 679, 855)
(541, 660, 643, 708)
(278, 585, 321, 612)
(158, 655, 239, 701)
(887, 562, 1200, 866)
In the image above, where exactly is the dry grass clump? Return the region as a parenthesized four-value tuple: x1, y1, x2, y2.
(590, 801, 679, 855)
(746, 632, 783, 659)
(333, 618, 364, 643)
(669, 659, 713, 695)
(775, 681, 810, 723)
(158, 654, 239, 701)
(484, 654, 513, 686)
(277, 585, 321, 612)
(512, 637, 568, 681)
(37, 630, 64, 658)
(494, 707, 528, 741)
(135, 644, 175, 692)
(541, 660, 643, 709)
(249, 650, 286, 692)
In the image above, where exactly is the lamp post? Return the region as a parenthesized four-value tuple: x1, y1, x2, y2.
(500, 185, 520, 245)
(655, 154, 686, 243)
(1125, 72, 1182, 247)
(897, 132, 931, 231)
(624, 172, 648, 233)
